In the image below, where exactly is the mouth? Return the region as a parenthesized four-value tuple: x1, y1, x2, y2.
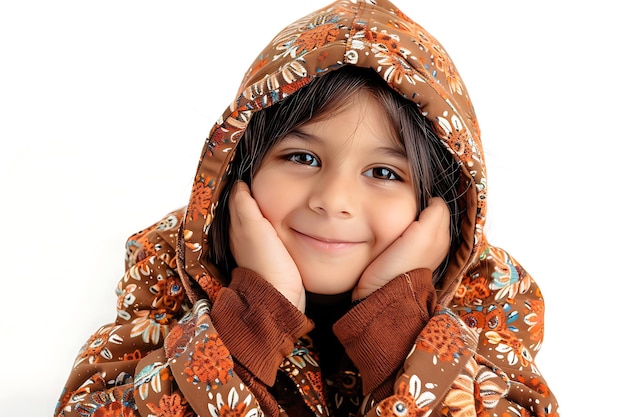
(292, 229, 361, 252)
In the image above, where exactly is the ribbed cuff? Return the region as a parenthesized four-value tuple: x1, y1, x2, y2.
(333, 269, 435, 394)
(211, 267, 314, 386)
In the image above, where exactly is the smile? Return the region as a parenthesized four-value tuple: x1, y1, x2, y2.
(293, 230, 361, 252)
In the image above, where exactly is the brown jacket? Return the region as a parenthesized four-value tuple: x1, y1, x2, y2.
(55, 0, 560, 416)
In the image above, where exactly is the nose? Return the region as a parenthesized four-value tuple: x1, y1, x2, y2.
(307, 170, 356, 218)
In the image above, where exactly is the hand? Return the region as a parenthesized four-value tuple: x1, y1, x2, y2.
(353, 197, 451, 301)
(228, 181, 306, 311)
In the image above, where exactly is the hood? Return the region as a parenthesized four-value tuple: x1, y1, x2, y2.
(176, 0, 486, 306)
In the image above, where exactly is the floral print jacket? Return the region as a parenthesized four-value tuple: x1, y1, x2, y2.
(55, 0, 560, 416)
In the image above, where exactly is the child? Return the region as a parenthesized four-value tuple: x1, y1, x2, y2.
(55, 0, 560, 416)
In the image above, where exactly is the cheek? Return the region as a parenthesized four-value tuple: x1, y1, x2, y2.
(250, 170, 291, 223)
(370, 198, 417, 247)
(250, 177, 273, 219)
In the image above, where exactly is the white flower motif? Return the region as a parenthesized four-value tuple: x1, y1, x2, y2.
(407, 374, 436, 411)
(156, 214, 178, 231)
(208, 387, 258, 417)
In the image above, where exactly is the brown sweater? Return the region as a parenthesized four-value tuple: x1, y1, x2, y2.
(211, 267, 436, 413)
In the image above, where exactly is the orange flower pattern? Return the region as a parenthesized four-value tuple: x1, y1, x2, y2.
(375, 377, 434, 417)
(207, 390, 251, 417)
(74, 387, 138, 417)
(416, 310, 469, 362)
(187, 174, 213, 222)
(184, 333, 234, 387)
(74, 325, 123, 366)
(146, 393, 194, 417)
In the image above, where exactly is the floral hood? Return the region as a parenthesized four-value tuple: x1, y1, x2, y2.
(177, 0, 485, 306)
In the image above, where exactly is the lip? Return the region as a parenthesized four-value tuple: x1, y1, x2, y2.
(293, 229, 361, 252)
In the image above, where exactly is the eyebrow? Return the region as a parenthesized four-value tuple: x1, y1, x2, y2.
(283, 129, 408, 160)
(378, 143, 408, 159)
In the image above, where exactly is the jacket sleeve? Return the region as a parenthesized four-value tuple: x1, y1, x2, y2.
(342, 244, 560, 417)
(135, 269, 313, 417)
(54, 208, 190, 416)
(333, 269, 437, 400)
(55, 211, 313, 417)
(208, 267, 315, 414)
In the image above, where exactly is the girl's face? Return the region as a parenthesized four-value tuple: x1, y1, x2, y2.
(251, 93, 418, 295)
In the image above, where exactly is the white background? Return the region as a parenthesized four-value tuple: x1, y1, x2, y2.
(1, 0, 623, 415)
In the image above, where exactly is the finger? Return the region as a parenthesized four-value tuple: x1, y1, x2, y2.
(228, 181, 244, 219)
(419, 197, 448, 224)
(404, 197, 451, 262)
(422, 198, 450, 237)
(430, 197, 451, 239)
(400, 198, 446, 241)
(229, 181, 263, 223)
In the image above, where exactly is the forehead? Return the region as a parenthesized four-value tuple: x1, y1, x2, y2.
(301, 92, 404, 152)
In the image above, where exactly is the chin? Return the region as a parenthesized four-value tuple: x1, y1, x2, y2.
(301, 275, 359, 295)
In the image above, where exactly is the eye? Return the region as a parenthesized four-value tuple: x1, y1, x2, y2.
(364, 167, 401, 181)
(287, 152, 319, 167)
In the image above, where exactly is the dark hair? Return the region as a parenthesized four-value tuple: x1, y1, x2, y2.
(209, 66, 465, 286)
